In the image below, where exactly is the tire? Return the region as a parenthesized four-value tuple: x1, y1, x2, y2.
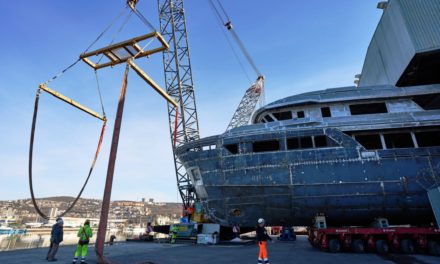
(352, 239, 365, 253)
(428, 240, 440, 256)
(376, 239, 389, 254)
(329, 238, 341, 253)
(400, 239, 415, 254)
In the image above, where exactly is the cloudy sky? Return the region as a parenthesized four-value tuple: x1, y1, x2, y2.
(0, 0, 381, 202)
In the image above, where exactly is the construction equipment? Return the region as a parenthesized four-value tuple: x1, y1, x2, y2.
(79, 27, 177, 262)
(208, 0, 265, 130)
(156, 0, 265, 211)
(30, 0, 265, 250)
(226, 76, 264, 131)
(29, 86, 107, 220)
(308, 216, 440, 255)
(27, 5, 127, 219)
(158, 0, 201, 209)
(29, 1, 179, 262)
(27, 3, 140, 222)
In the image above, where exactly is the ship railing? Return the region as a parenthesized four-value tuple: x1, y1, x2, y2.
(176, 135, 219, 154)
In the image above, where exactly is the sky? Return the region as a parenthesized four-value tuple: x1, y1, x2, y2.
(0, 0, 382, 202)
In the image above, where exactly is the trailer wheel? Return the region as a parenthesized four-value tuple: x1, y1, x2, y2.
(352, 239, 365, 253)
(400, 239, 415, 254)
(376, 239, 389, 254)
(329, 239, 341, 253)
(428, 241, 440, 256)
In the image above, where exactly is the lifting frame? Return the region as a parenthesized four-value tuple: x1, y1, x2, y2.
(35, 31, 177, 264)
(79, 31, 177, 108)
(80, 32, 169, 70)
(38, 31, 177, 120)
(78, 31, 177, 263)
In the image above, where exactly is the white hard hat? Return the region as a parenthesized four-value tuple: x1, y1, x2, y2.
(258, 218, 265, 224)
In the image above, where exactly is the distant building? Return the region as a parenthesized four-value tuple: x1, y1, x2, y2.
(113, 201, 144, 207)
(145, 207, 151, 215)
(155, 215, 172, 225)
(6, 207, 14, 219)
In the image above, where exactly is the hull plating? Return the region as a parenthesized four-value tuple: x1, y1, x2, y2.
(177, 128, 440, 227)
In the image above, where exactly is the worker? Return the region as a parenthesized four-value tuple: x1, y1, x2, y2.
(72, 219, 93, 264)
(170, 225, 179, 244)
(109, 235, 117, 245)
(233, 223, 240, 239)
(140, 222, 154, 241)
(146, 222, 154, 235)
(47, 217, 64, 262)
(256, 218, 272, 264)
(187, 206, 194, 221)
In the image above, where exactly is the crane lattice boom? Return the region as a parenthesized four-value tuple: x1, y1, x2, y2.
(158, 0, 200, 208)
(226, 76, 264, 131)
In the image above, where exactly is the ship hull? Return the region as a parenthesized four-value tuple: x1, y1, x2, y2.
(177, 128, 440, 227)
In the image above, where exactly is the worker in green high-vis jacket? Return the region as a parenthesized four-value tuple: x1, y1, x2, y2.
(170, 224, 179, 244)
(72, 219, 93, 264)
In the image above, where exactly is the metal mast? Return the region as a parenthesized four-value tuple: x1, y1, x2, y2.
(158, 0, 200, 208)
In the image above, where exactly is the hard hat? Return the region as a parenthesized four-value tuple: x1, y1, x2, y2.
(258, 218, 265, 224)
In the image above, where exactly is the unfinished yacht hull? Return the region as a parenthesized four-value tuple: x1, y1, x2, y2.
(177, 122, 440, 226)
(175, 0, 440, 227)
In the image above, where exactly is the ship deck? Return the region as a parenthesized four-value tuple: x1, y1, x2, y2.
(1, 235, 439, 264)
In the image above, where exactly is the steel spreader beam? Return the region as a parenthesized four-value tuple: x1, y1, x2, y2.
(38, 84, 107, 121)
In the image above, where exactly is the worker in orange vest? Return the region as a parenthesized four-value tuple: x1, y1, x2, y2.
(187, 206, 194, 221)
(256, 218, 272, 264)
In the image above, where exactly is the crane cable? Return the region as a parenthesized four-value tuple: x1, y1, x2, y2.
(42, 6, 130, 86)
(208, 0, 251, 83)
(96, 9, 134, 65)
(131, 7, 156, 32)
(208, 0, 262, 77)
(28, 5, 133, 220)
(93, 6, 134, 116)
(128, 3, 180, 148)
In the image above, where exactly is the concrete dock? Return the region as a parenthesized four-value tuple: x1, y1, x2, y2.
(0, 236, 439, 264)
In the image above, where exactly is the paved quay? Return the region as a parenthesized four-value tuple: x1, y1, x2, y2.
(1, 236, 439, 264)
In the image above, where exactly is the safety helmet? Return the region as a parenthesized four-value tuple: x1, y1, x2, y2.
(258, 218, 265, 224)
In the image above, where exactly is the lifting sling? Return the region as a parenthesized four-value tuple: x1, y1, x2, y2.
(26, 4, 131, 220)
(28, 3, 179, 221)
(29, 89, 107, 219)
